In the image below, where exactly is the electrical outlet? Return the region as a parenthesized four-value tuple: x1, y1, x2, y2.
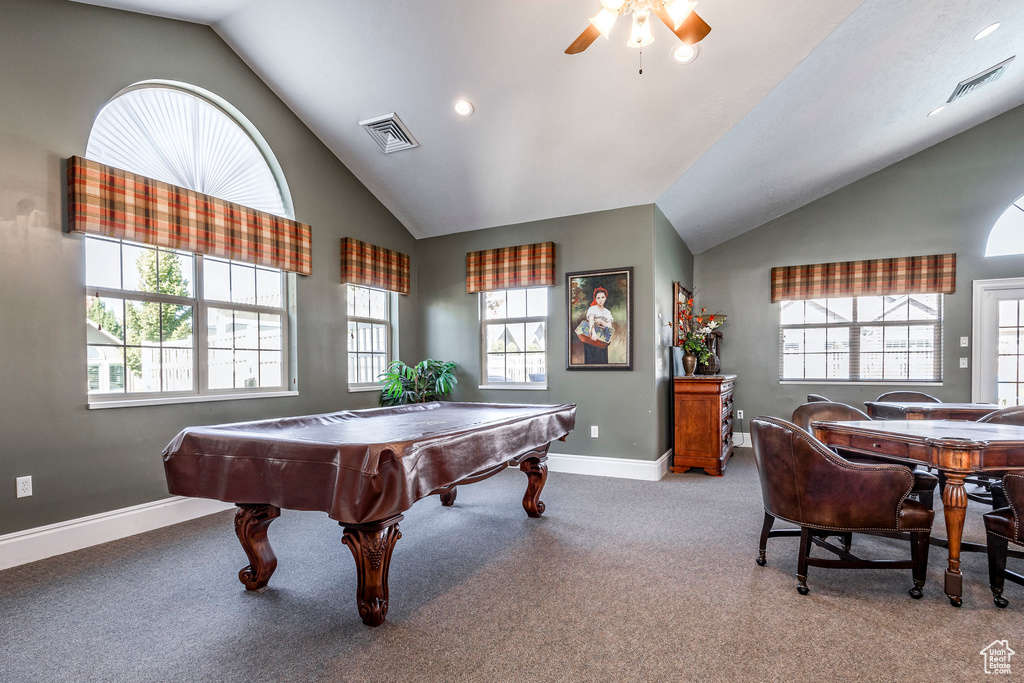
(16, 476, 32, 498)
(591, 425, 599, 438)
(736, 410, 744, 420)
(960, 336, 969, 348)
(959, 357, 969, 369)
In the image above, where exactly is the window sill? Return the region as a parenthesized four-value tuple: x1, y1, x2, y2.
(779, 381, 943, 387)
(348, 385, 382, 393)
(88, 390, 299, 410)
(478, 384, 549, 391)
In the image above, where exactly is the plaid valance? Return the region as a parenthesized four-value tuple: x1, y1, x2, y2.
(466, 242, 556, 294)
(341, 237, 410, 295)
(770, 253, 956, 303)
(68, 156, 312, 275)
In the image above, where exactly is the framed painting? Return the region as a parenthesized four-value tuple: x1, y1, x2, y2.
(566, 267, 633, 370)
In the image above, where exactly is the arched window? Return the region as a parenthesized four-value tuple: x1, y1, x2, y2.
(84, 82, 295, 404)
(985, 194, 1024, 257)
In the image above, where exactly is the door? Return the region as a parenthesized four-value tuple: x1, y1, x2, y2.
(973, 277, 1024, 405)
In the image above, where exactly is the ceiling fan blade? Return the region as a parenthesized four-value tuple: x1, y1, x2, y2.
(566, 24, 601, 54)
(652, 7, 711, 44)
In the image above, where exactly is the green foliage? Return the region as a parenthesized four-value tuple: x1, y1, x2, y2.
(378, 359, 458, 406)
(124, 250, 193, 375)
(683, 333, 712, 364)
(87, 298, 123, 340)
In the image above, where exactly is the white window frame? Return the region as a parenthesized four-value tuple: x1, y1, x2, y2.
(972, 277, 1024, 404)
(479, 287, 549, 390)
(778, 295, 944, 385)
(346, 284, 396, 392)
(86, 236, 296, 408)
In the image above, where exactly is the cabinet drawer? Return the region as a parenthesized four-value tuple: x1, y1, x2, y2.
(847, 434, 909, 460)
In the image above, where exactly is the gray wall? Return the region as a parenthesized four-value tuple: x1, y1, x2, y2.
(416, 206, 666, 460)
(654, 206, 694, 454)
(0, 0, 419, 535)
(693, 103, 1024, 425)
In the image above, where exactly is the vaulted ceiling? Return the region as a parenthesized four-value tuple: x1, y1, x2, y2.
(73, 0, 1024, 252)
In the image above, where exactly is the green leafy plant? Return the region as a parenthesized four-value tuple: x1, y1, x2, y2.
(683, 332, 712, 364)
(378, 359, 458, 406)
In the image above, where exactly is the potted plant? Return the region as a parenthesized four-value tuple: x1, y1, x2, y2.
(378, 359, 458, 406)
(676, 292, 726, 377)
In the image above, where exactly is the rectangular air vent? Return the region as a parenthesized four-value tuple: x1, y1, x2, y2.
(358, 113, 419, 154)
(947, 56, 1015, 103)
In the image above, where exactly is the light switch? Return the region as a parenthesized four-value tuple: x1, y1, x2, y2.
(960, 336, 969, 348)
(959, 357, 969, 369)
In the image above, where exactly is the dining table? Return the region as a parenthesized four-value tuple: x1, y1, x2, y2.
(811, 418, 1024, 607)
(864, 401, 998, 421)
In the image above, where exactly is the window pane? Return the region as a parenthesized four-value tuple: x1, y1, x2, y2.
(160, 251, 193, 297)
(998, 382, 1018, 407)
(884, 326, 908, 352)
(908, 325, 934, 351)
(122, 244, 158, 293)
(358, 354, 372, 383)
(372, 323, 386, 353)
(86, 346, 124, 394)
(908, 353, 934, 381)
(827, 354, 849, 380)
(883, 295, 908, 321)
(126, 347, 160, 393)
(857, 297, 883, 323)
(204, 258, 231, 302)
(998, 355, 1019, 382)
(525, 322, 545, 351)
(805, 354, 826, 379)
(827, 298, 853, 324)
(348, 353, 357, 383)
(347, 284, 356, 315)
(259, 313, 282, 351)
(486, 324, 505, 353)
(505, 353, 526, 382)
(484, 291, 507, 319)
(527, 288, 547, 317)
(209, 349, 233, 389)
(260, 351, 282, 387)
(348, 321, 357, 351)
(256, 268, 282, 308)
(908, 293, 939, 321)
(883, 352, 907, 380)
(780, 301, 804, 326)
(505, 324, 525, 353)
(235, 350, 258, 388)
(162, 348, 193, 392)
(507, 289, 527, 318)
(358, 322, 371, 352)
(860, 352, 883, 379)
(87, 296, 125, 343)
(999, 300, 1019, 327)
(88, 364, 100, 391)
(162, 304, 193, 345)
(126, 300, 161, 346)
(861, 326, 883, 352)
(782, 328, 804, 354)
(805, 328, 826, 354)
(108, 362, 125, 392)
(486, 354, 505, 383)
(999, 328, 1019, 355)
(372, 354, 386, 383)
(526, 353, 546, 383)
(782, 354, 804, 379)
(207, 308, 234, 348)
(826, 327, 849, 353)
(353, 286, 370, 318)
(234, 311, 259, 350)
(85, 237, 121, 289)
(804, 299, 827, 324)
(231, 263, 257, 305)
(369, 289, 386, 320)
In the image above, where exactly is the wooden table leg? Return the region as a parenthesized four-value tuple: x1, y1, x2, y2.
(941, 472, 968, 607)
(520, 456, 548, 518)
(341, 515, 403, 627)
(234, 504, 281, 591)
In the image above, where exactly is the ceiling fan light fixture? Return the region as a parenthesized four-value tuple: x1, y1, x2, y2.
(672, 42, 699, 64)
(663, 0, 697, 30)
(589, 8, 619, 39)
(600, 0, 626, 11)
(974, 22, 1000, 41)
(452, 99, 475, 117)
(628, 10, 655, 48)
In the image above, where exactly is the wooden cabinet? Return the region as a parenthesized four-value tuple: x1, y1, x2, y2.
(671, 375, 736, 476)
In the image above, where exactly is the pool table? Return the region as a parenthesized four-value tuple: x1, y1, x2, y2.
(162, 401, 577, 626)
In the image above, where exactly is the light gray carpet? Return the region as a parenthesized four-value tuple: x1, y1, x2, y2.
(1, 449, 1020, 682)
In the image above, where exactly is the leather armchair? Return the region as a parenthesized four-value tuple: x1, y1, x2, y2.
(875, 391, 940, 402)
(806, 394, 830, 403)
(752, 416, 933, 598)
(984, 472, 1024, 607)
(791, 402, 938, 509)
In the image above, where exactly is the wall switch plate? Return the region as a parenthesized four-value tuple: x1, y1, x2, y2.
(591, 425, 599, 438)
(960, 336, 969, 347)
(959, 357, 969, 368)
(16, 476, 31, 498)
(736, 410, 744, 420)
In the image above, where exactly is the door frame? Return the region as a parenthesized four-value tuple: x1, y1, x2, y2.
(972, 277, 1024, 403)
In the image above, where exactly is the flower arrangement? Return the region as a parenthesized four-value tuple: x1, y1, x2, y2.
(677, 293, 726, 364)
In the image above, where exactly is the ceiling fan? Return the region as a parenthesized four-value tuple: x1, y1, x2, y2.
(565, 0, 711, 55)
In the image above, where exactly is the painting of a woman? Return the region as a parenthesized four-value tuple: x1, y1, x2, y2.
(566, 267, 633, 370)
(583, 287, 614, 364)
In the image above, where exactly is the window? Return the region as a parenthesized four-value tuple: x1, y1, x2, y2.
(481, 288, 547, 387)
(83, 81, 295, 403)
(86, 236, 288, 396)
(347, 284, 392, 387)
(780, 294, 942, 382)
(985, 192, 1024, 257)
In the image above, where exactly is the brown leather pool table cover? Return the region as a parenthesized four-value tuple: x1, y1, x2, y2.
(162, 401, 577, 524)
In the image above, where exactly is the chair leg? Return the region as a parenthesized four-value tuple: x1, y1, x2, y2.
(916, 489, 934, 511)
(936, 470, 946, 497)
(797, 527, 811, 595)
(756, 511, 774, 566)
(991, 483, 1009, 511)
(840, 532, 853, 552)
(988, 532, 1010, 608)
(909, 532, 929, 599)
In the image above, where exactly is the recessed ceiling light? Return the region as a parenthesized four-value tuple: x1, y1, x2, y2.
(452, 99, 475, 117)
(672, 42, 699, 64)
(928, 105, 946, 117)
(974, 23, 1000, 41)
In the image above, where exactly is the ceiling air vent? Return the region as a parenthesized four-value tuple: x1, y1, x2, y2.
(358, 113, 419, 154)
(947, 56, 1015, 103)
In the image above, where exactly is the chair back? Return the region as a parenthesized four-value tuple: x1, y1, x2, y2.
(791, 402, 871, 433)
(979, 406, 1024, 426)
(806, 394, 831, 403)
(1002, 473, 1024, 544)
(875, 391, 940, 402)
(750, 417, 915, 531)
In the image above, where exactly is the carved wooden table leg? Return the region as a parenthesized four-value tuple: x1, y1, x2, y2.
(520, 456, 548, 518)
(234, 504, 281, 591)
(439, 486, 457, 506)
(341, 515, 403, 627)
(941, 472, 968, 607)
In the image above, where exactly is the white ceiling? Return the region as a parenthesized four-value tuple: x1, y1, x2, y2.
(73, 0, 1024, 252)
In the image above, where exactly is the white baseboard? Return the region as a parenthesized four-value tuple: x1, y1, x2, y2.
(0, 496, 233, 571)
(546, 449, 671, 481)
(733, 432, 751, 448)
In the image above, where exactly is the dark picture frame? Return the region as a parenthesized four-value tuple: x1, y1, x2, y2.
(566, 267, 633, 371)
